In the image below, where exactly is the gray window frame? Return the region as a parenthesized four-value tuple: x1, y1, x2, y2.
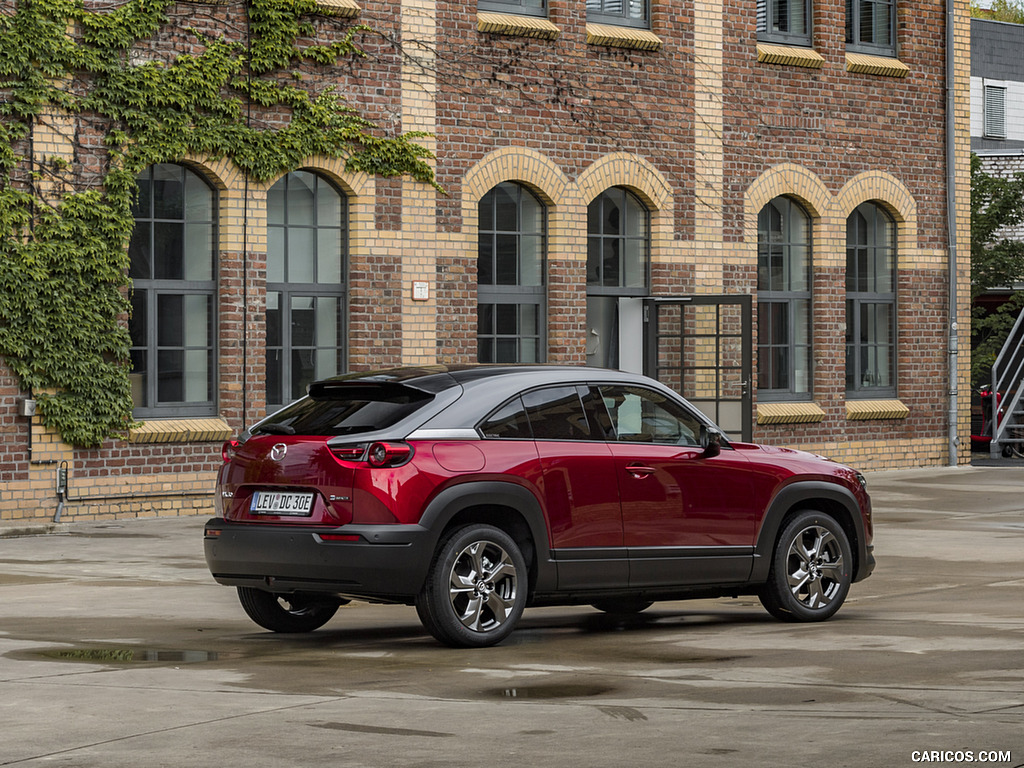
(129, 164, 217, 418)
(846, 201, 897, 399)
(846, 0, 896, 56)
(477, 182, 547, 364)
(757, 196, 812, 402)
(586, 0, 651, 30)
(757, 0, 812, 47)
(265, 171, 348, 412)
(479, 0, 547, 17)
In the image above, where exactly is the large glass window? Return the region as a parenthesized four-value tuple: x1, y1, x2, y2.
(266, 171, 347, 411)
(586, 187, 649, 369)
(479, 0, 546, 17)
(757, 0, 812, 46)
(129, 164, 216, 416)
(846, 202, 896, 397)
(477, 182, 546, 364)
(846, 0, 895, 55)
(757, 197, 811, 400)
(586, 0, 650, 29)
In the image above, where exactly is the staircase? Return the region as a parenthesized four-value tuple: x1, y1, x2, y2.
(990, 305, 1024, 458)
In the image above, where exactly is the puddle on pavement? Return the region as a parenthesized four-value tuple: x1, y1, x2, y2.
(24, 647, 232, 665)
(483, 683, 615, 700)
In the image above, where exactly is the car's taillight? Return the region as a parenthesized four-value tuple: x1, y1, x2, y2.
(367, 441, 413, 467)
(222, 439, 242, 463)
(329, 441, 413, 468)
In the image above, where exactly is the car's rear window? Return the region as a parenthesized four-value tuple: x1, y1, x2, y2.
(256, 384, 434, 437)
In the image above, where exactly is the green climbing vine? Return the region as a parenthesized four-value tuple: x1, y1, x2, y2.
(0, 0, 435, 446)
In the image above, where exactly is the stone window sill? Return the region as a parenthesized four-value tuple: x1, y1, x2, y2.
(757, 402, 826, 425)
(756, 43, 824, 69)
(846, 399, 910, 420)
(313, 0, 360, 18)
(846, 52, 909, 78)
(586, 23, 662, 51)
(128, 417, 233, 444)
(478, 11, 560, 40)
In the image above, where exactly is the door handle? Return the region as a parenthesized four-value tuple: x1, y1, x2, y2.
(626, 464, 656, 478)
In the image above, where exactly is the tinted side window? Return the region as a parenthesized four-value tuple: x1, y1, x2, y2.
(480, 396, 532, 439)
(522, 386, 592, 440)
(598, 385, 701, 447)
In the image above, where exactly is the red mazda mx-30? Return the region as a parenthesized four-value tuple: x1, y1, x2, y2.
(204, 365, 874, 647)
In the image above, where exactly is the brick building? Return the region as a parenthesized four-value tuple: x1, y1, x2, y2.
(1, 0, 972, 524)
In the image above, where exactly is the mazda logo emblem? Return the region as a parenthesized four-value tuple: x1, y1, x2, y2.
(270, 443, 288, 461)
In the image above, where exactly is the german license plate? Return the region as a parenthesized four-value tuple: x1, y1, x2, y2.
(250, 491, 315, 516)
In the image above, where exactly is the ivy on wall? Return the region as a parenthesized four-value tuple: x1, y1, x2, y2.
(0, 0, 434, 446)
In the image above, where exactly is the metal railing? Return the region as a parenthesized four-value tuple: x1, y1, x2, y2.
(990, 304, 1024, 457)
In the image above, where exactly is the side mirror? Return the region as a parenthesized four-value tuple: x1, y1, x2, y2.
(700, 425, 722, 458)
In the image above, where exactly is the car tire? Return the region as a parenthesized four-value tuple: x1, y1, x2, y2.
(590, 598, 654, 615)
(758, 510, 853, 622)
(236, 587, 340, 633)
(416, 524, 528, 648)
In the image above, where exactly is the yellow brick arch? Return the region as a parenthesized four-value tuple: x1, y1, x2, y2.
(834, 170, 917, 226)
(461, 146, 573, 225)
(744, 163, 832, 242)
(576, 152, 672, 212)
(263, 157, 374, 200)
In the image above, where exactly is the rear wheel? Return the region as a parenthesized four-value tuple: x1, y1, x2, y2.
(758, 510, 853, 622)
(591, 598, 654, 615)
(416, 524, 527, 648)
(236, 587, 340, 633)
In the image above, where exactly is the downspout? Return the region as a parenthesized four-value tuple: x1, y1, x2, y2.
(945, 0, 959, 467)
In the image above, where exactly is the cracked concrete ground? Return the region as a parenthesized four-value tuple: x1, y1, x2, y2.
(1, 465, 1022, 767)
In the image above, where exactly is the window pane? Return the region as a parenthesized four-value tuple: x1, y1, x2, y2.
(268, 179, 286, 225)
(152, 165, 183, 219)
(523, 386, 591, 440)
(184, 294, 209, 347)
(153, 222, 184, 280)
(317, 183, 342, 223)
(266, 291, 282, 347)
(184, 348, 210, 402)
(520, 235, 543, 286)
(478, 233, 494, 285)
(184, 172, 212, 221)
(157, 350, 184, 402)
(288, 172, 316, 226)
(288, 227, 316, 283)
(184, 222, 213, 282)
(266, 349, 282, 407)
(129, 223, 151, 279)
(267, 227, 285, 283)
(624, 238, 647, 288)
(292, 296, 315, 347)
(480, 396, 532, 439)
(157, 294, 183, 347)
(317, 228, 343, 285)
(317, 297, 339, 348)
(495, 304, 517, 335)
(495, 338, 517, 363)
(495, 234, 518, 285)
(493, 184, 518, 231)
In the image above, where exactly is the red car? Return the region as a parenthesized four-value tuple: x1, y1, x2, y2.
(204, 365, 874, 647)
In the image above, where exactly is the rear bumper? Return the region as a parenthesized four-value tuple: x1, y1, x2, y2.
(203, 518, 436, 602)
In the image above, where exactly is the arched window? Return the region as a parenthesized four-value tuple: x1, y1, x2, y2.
(846, 202, 896, 396)
(757, 196, 811, 399)
(129, 164, 216, 416)
(586, 187, 650, 369)
(266, 171, 347, 410)
(477, 182, 546, 363)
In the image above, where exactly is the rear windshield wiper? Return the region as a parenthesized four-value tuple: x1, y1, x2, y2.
(252, 423, 296, 436)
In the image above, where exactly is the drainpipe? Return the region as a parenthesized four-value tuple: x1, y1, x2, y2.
(945, 0, 959, 467)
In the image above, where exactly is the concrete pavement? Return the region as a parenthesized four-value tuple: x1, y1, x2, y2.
(1, 464, 1022, 767)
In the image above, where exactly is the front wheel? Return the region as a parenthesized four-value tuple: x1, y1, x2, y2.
(236, 587, 340, 633)
(758, 510, 853, 622)
(416, 524, 528, 648)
